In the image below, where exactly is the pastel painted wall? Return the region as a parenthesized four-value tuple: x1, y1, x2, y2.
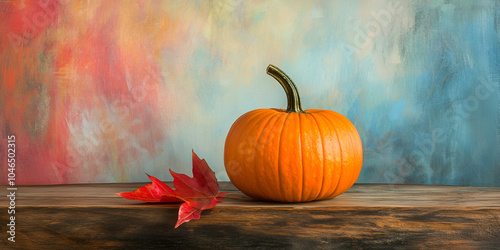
(1, 0, 499, 186)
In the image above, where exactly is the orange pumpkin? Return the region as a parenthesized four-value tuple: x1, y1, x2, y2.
(224, 65, 363, 202)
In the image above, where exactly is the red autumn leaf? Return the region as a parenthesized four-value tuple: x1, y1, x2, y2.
(170, 150, 225, 201)
(116, 174, 182, 203)
(176, 192, 226, 228)
(176, 198, 217, 228)
(116, 150, 226, 228)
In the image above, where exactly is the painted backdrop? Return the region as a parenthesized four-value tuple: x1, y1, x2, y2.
(1, 0, 499, 186)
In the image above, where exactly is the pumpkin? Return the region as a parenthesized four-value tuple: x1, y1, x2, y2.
(224, 65, 363, 202)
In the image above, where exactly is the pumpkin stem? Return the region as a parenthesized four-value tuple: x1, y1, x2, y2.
(266, 64, 305, 113)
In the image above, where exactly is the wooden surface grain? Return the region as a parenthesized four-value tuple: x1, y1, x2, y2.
(1, 183, 500, 249)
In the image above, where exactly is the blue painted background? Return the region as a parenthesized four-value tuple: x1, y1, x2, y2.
(344, 0, 500, 186)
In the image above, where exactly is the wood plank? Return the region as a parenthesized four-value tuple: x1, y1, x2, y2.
(5, 182, 500, 207)
(1, 183, 499, 248)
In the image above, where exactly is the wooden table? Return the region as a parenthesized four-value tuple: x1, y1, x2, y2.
(1, 183, 499, 249)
